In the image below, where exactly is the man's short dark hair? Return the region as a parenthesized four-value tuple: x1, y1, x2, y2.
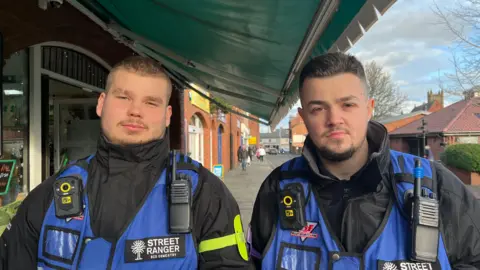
(106, 56, 172, 100)
(299, 52, 366, 91)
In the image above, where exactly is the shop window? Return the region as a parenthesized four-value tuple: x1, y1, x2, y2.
(1, 49, 29, 206)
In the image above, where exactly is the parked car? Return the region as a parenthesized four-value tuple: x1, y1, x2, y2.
(267, 148, 278, 155)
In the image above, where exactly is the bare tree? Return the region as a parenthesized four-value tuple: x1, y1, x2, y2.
(433, 0, 480, 97)
(365, 61, 407, 120)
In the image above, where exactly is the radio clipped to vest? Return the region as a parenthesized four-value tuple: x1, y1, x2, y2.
(278, 183, 306, 230)
(53, 176, 83, 218)
(408, 158, 440, 263)
(168, 150, 192, 234)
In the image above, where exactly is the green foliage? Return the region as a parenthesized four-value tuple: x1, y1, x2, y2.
(0, 200, 23, 235)
(440, 143, 480, 173)
(209, 96, 232, 113)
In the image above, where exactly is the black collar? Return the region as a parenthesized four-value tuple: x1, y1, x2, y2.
(94, 132, 170, 177)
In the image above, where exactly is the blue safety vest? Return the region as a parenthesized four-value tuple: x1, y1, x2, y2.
(37, 153, 200, 270)
(261, 150, 451, 270)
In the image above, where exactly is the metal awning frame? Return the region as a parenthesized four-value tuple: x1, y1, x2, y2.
(65, 0, 397, 129)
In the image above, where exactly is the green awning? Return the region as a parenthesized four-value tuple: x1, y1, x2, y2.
(68, 0, 397, 128)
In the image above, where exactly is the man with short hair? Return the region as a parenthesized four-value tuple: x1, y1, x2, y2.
(248, 52, 480, 269)
(239, 145, 248, 171)
(0, 56, 250, 269)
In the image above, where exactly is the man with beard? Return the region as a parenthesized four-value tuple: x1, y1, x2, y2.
(248, 52, 480, 269)
(0, 56, 250, 269)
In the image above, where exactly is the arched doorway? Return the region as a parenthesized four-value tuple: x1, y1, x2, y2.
(30, 42, 110, 191)
(188, 114, 204, 164)
(217, 125, 224, 164)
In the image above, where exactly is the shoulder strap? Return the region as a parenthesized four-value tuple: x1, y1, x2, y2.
(279, 157, 311, 180)
(55, 155, 93, 177)
(174, 152, 200, 173)
(392, 152, 437, 194)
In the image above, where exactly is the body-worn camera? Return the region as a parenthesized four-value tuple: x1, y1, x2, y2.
(278, 183, 306, 231)
(53, 176, 83, 218)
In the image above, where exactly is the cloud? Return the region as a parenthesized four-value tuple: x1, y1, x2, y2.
(350, 0, 469, 101)
(400, 100, 422, 113)
(351, 2, 457, 68)
(396, 80, 409, 86)
(260, 124, 270, 133)
(274, 0, 466, 128)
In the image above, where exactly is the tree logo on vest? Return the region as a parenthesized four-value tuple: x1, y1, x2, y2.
(382, 262, 398, 270)
(290, 222, 318, 242)
(131, 240, 147, 261)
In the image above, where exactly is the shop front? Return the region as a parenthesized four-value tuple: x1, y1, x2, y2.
(0, 42, 111, 206)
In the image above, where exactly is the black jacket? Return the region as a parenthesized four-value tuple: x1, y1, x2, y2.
(0, 135, 251, 269)
(238, 148, 248, 161)
(250, 121, 480, 269)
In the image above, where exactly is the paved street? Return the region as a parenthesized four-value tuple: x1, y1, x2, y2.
(223, 154, 297, 232)
(264, 153, 300, 169)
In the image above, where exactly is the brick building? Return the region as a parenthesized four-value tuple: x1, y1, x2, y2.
(389, 97, 480, 160)
(377, 90, 444, 133)
(410, 90, 444, 114)
(184, 89, 260, 172)
(260, 129, 290, 151)
(378, 111, 430, 132)
(289, 113, 308, 154)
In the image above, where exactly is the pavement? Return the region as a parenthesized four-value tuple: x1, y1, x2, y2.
(222, 154, 298, 232)
(468, 185, 480, 199)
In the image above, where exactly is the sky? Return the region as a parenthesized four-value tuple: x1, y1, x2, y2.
(260, 0, 465, 133)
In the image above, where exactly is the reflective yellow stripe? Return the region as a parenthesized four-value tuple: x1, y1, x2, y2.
(198, 233, 238, 253)
(198, 214, 249, 261)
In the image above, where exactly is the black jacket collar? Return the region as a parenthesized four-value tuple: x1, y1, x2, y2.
(94, 132, 170, 178)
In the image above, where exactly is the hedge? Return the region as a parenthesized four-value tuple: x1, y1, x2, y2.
(0, 200, 23, 235)
(440, 143, 480, 173)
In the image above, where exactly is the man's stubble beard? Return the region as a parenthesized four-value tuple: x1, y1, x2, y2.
(101, 122, 165, 146)
(316, 136, 366, 163)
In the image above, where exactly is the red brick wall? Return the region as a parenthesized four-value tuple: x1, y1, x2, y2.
(384, 114, 425, 132)
(249, 117, 260, 149)
(426, 136, 446, 161)
(389, 135, 477, 161)
(183, 90, 260, 172)
(389, 137, 410, 153)
(429, 135, 480, 161)
(289, 114, 308, 150)
(446, 165, 480, 185)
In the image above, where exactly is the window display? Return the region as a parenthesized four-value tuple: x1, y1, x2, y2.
(1, 49, 29, 206)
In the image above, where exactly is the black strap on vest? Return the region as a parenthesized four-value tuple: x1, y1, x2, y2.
(394, 155, 436, 192)
(54, 155, 90, 178)
(279, 158, 311, 180)
(175, 154, 199, 173)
